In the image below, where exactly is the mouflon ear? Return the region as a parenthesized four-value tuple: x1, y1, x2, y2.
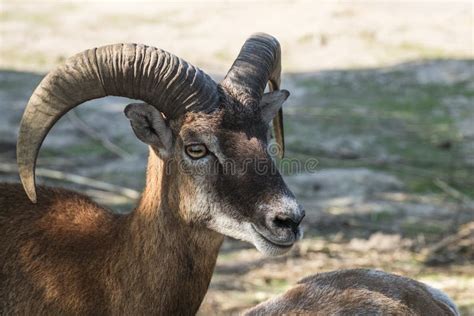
(124, 103, 173, 158)
(260, 90, 290, 124)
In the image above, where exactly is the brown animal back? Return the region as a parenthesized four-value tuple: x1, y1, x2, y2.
(0, 183, 121, 314)
(245, 269, 457, 316)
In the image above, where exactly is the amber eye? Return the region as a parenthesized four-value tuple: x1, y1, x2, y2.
(185, 144, 208, 159)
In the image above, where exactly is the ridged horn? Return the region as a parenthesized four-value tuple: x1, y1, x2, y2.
(221, 33, 284, 158)
(17, 43, 219, 203)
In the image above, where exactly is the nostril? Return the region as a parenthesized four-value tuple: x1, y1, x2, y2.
(272, 209, 305, 231)
(273, 214, 294, 229)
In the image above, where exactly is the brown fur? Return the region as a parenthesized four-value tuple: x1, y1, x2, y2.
(245, 269, 458, 316)
(0, 150, 223, 315)
(1, 91, 302, 314)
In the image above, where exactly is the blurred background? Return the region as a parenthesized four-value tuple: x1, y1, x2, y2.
(0, 0, 473, 314)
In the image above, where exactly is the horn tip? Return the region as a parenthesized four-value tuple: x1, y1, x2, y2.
(278, 146, 285, 159)
(22, 182, 38, 204)
(27, 192, 38, 204)
(22, 180, 38, 204)
(18, 163, 38, 204)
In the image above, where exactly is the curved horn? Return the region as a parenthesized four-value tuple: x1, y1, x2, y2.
(17, 43, 219, 203)
(221, 33, 284, 158)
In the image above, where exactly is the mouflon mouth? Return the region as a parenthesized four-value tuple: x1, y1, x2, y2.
(251, 224, 298, 249)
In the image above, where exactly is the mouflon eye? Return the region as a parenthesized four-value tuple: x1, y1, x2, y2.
(185, 144, 208, 159)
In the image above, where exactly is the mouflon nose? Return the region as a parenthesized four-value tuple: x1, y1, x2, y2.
(271, 208, 305, 232)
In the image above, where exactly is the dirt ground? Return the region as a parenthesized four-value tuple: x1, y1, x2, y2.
(1, 1, 473, 315)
